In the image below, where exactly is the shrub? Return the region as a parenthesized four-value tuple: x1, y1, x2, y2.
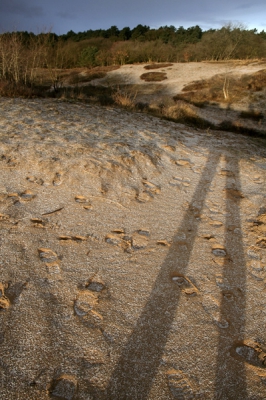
(112, 86, 137, 108)
(140, 72, 167, 82)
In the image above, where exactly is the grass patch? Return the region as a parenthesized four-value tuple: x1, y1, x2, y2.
(174, 69, 266, 104)
(144, 63, 173, 70)
(140, 72, 167, 82)
(147, 99, 215, 129)
(112, 86, 137, 109)
(66, 66, 120, 84)
(67, 71, 106, 84)
(0, 81, 47, 98)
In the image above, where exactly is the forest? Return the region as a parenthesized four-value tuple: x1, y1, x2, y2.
(0, 23, 266, 87)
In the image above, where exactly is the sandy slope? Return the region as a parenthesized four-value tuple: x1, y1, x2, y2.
(0, 97, 266, 399)
(90, 60, 266, 96)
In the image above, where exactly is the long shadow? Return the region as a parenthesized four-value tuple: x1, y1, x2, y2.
(105, 151, 221, 399)
(214, 155, 247, 399)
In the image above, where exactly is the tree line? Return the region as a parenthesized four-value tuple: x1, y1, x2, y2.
(0, 23, 265, 88)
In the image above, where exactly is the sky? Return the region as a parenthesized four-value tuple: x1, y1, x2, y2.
(0, 0, 265, 34)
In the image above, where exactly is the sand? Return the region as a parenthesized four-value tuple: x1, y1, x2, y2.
(0, 94, 266, 399)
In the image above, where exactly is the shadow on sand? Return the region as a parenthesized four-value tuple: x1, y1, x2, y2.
(90, 151, 248, 399)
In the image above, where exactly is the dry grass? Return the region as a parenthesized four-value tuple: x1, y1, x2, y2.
(112, 86, 137, 109)
(146, 99, 215, 129)
(66, 66, 120, 84)
(144, 63, 173, 70)
(67, 71, 106, 84)
(174, 69, 266, 104)
(140, 72, 167, 82)
(0, 81, 46, 98)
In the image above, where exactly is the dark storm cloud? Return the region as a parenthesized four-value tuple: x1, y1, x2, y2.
(56, 11, 77, 20)
(0, 0, 265, 34)
(0, 1, 43, 18)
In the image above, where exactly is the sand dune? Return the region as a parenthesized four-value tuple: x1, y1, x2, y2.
(0, 97, 266, 399)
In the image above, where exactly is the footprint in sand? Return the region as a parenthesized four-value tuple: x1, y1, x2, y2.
(75, 195, 87, 203)
(136, 191, 152, 203)
(169, 176, 191, 190)
(247, 260, 265, 281)
(131, 233, 149, 250)
(53, 172, 63, 186)
(8, 190, 35, 204)
(252, 175, 264, 184)
(85, 275, 106, 292)
(38, 248, 62, 280)
(136, 180, 161, 202)
(59, 235, 87, 243)
(74, 290, 98, 316)
(46, 262, 61, 279)
(157, 240, 171, 247)
(247, 246, 261, 261)
(201, 295, 229, 329)
(26, 176, 44, 185)
(105, 232, 131, 252)
(171, 273, 198, 296)
(230, 340, 266, 368)
(215, 274, 230, 289)
(74, 195, 92, 210)
(20, 190, 36, 201)
(166, 369, 195, 399)
(7, 192, 19, 203)
(38, 248, 58, 263)
(74, 287, 103, 328)
(209, 219, 223, 228)
(137, 229, 150, 237)
(175, 159, 193, 168)
(105, 233, 124, 246)
(211, 244, 227, 257)
(142, 180, 161, 195)
(49, 374, 77, 400)
(31, 218, 45, 228)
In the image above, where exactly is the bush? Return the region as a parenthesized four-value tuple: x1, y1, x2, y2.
(140, 72, 167, 82)
(78, 46, 99, 67)
(112, 86, 137, 108)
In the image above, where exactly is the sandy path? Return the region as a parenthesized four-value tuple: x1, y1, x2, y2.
(0, 97, 266, 399)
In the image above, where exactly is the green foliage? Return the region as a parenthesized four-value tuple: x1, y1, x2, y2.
(78, 46, 98, 67)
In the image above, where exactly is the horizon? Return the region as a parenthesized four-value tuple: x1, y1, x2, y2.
(0, 22, 265, 36)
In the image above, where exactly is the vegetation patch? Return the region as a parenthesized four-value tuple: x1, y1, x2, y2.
(140, 72, 167, 82)
(112, 86, 137, 109)
(144, 63, 173, 70)
(173, 69, 266, 105)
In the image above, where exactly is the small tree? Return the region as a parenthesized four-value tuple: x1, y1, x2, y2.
(78, 46, 98, 67)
